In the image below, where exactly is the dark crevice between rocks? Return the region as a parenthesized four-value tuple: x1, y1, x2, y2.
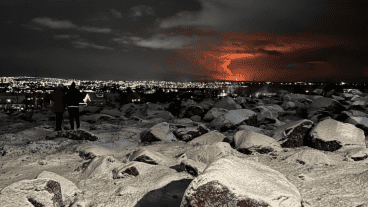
(28, 197, 44, 207)
(122, 166, 139, 177)
(170, 164, 182, 172)
(133, 155, 158, 165)
(175, 152, 185, 158)
(351, 155, 368, 161)
(184, 165, 198, 177)
(79, 152, 96, 160)
(296, 159, 306, 165)
(335, 113, 351, 122)
(237, 148, 253, 155)
(355, 124, 368, 137)
(74, 162, 89, 172)
(222, 136, 235, 148)
(255, 148, 274, 154)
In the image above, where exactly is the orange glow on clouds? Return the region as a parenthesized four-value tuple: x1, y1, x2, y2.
(177, 29, 344, 81)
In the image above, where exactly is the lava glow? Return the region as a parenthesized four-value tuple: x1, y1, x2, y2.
(179, 30, 343, 81)
(203, 52, 262, 81)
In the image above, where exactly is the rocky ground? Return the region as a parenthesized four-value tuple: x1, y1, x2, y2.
(1, 89, 368, 207)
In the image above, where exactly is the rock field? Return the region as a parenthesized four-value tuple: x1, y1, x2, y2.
(2, 90, 368, 206)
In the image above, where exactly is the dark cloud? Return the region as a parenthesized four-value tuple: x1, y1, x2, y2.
(129, 5, 155, 20)
(30, 17, 113, 34)
(31, 17, 78, 29)
(78, 26, 112, 33)
(110, 9, 122, 18)
(277, 63, 311, 70)
(54, 34, 80, 39)
(257, 48, 283, 56)
(72, 40, 114, 50)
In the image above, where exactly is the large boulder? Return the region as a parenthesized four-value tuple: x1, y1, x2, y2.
(100, 108, 123, 117)
(212, 96, 241, 110)
(173, 118, 193, 124)
(36, 171, 82, 206)
(350, 89, 363, 95)
(0, 112, 9, 121)
(182, 99, 197, 107)
(351, 96, 367, 102)
(251, 105, 278, 123)
(342, 93, 354, 99)
(129, 110, 147, 119)
(308, 95, 324, 101)
(308, 119, 365, 151)
(282, 93, 308, 102)
(234, 130, 282, 154)
(210, 109, 257, 131)
(312, 89, 324, 95)
(187, 130, 226, 146)
(345, 117, 368, 136)
(0, 178, 63, 207)
(183, 142, 234, 165)
(235, 96, 246, 104)
(173, 124, 210, 142)
(325, 89, 336, 98)
(190, 115, 201, 122)
(120, 103, 143, 118)
(198, 99, 214, 111)
(146, 102, 165, 111)
(80, 114, 115, 123)
(128, 148, 178, 167)
(332, 95, 345, 101)
(281, 101, 296, 110)
(183, 105, 204, 118)
(349, 110, 368, 118)
(31, 113, 48, 122)
(203, 108, 228, 122)
(309, 97, 346, 115)
(197, 102, 212, 111)
(146, 110, 174, 121)
(181, 155, 303, 207)
(140, 122, 177, 143)
(180, 159, 208, 177)
(273, 119, 314, 148)
(265, 104, 284, 113)
(307, 107, 331, 119)
(348, 101, 367, 111)
(234, 124, 264, 134)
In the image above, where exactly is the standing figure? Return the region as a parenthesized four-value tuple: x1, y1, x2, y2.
(51, 84, 66, 131)
(66, 82, 81, 130)
(168, 97, 182, 118)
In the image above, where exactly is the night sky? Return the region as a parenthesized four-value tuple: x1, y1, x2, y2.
(1, 0, 367, 82)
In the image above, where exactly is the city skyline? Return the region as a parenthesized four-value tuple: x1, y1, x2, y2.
(1, 0, 367, 83)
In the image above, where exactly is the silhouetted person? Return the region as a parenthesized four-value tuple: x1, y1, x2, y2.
(66, 82, 81, 130)
(168, 97, 182, 118)
(51, 84, 66, 131)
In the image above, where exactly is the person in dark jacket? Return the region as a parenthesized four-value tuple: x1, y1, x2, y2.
(51, 84, 66, 131)
(66, 82, 81, 130)
(168, 97, 182, 118)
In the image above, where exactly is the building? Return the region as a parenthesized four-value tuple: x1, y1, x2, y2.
(0, 94, 26, 111)
(83, 93, 105, 106)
